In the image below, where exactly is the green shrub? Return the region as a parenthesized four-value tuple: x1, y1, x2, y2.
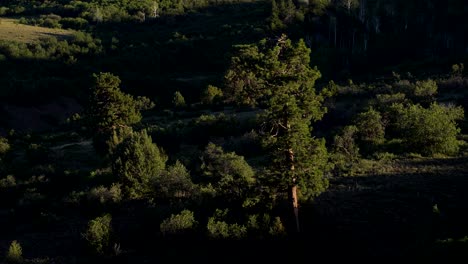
(373, 152, 397, 161)
(0, 137, 10, 171)
(12, 6, 25, 14)
(0, 137, 9, 155)
(87, 184, 122, 205)
(154, 161, 198, 202)
(160, 210, 197, 236)
(451, 63, 464, 76)
(413, 79, 437, 98)
(83, 214, 113, 255)
(0, 175, 16, 188)
(112, 130, 167, 199)
(42, 18, 61, 28)
(355, 108, 385, 152)
(200, 143, 255, 201)
(245, 214, 286, 238)
(331, 126, 360, 176)
(201, 85, 223, 105)
(207, 218, 247, 239)
(0, 7, 9, 16)
(63, 190, 87, 205)
(6, 240, 22, 264)
(269, 217, 286, 237)
(394, 103, 464, 156)
(374, 93, 408, 109)
(18, 17, 28, 25)
(60, 17, 89, 29)
(206, 209, 247, 239)
(172, 91, 186, 108)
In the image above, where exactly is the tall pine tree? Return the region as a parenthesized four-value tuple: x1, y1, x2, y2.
(225, 35, 331, 232)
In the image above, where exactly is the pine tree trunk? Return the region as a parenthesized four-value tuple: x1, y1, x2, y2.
(291, 182, 299, 232)
(284, 106, 300, 232)
(287, 148, 300, 233)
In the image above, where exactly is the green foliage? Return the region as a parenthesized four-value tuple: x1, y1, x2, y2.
(19, 14, 62, 28)
(355, 108, 385, 149)
(293, 138, 330, 200)
(452, 63, 465, 76)
(0, 175, 16, 189)
(331, 125, 360, 176)
(310, 0, 331, 15)
(374, 93, 408, 109)
(185, 113, 242, 145)
(226, 35, 330, 201)
(112, 129, 167, 199)
(206, 209, 247, 239)
(104, 126, 134, 155)
(172, 91, 186, 108)
(6, 240, 22, 264)
(268, 216, 286, 237)
(0, 137, 10, 167)
(226, 36, 322, 108)
(135, 96, 156, 111)
(88, 72, 142, 132)
(200, 143, 255, 201)
(0, 32, 102, 60)
(269, 0, 285, 31)
(237, 213, 288, 238)
(413, 79, 437, 99)
(0, 137, 9, 154)
(88, 72, 152, 155)
(154, 160, 198, 202)
(60, 17, 88, 29)
(83, 214, 113, 255)
(87, 183, 122, 205)
(201, 85, 223, 105)
(38, 14, 62, 28)
(394, 103, 464, 156)
(268, 0, 301, 31)
(92, 127, 131, 157)
(160, 210, 197, 236)
(391, 78, 438, 104)
(0, 7, 9, 16)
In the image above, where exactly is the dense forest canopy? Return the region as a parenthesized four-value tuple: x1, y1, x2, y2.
(0, 0, 467, 262)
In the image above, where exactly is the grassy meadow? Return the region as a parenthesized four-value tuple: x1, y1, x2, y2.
(0, 17, 73, 43)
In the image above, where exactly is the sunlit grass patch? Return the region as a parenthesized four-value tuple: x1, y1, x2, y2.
(0, 18, 74, 43)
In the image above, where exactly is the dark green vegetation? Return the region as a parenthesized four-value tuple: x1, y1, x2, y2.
(0, 0, 468, 262)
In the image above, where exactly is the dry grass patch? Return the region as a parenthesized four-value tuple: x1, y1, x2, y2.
(0, 18, 73, 43)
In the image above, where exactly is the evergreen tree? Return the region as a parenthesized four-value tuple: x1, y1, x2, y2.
(355, 107, 385, 153)
(154, 160, 197, 203)
(173, 91, 186, 108)
(225, 35, 331, 232)
(5, 240, 22, 264)
(112, 130, 167, 199)
(87, 72, 153, 155)
(200, 143, 255, 202)
(270, 0, 285, 31)
(201, 85, 223, 105)
(88, 72, 142, 132)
